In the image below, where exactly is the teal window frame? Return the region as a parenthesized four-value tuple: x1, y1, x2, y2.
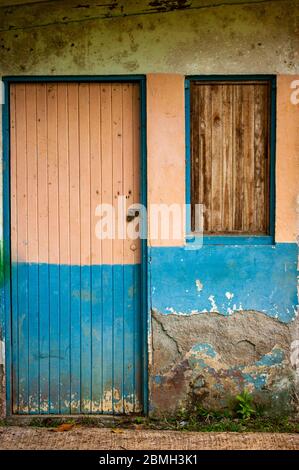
(185, 75, 276, 246)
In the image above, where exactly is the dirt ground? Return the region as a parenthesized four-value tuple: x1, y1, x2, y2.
(0, 426, 298, 450)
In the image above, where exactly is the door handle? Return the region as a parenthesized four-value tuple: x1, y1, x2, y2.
(126, 209, 140, 222)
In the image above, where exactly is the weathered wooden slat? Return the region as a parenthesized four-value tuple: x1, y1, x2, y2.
(211, 84, 222, 232)
(222, 84, 233, 232)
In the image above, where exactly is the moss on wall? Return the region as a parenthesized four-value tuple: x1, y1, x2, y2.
(0, 0, 298, 76)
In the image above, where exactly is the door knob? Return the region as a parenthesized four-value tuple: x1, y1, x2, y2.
(126, 209, 140, 222)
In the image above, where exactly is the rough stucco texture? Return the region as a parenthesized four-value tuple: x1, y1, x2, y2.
(151, 310, 296, 415)
(276, 75, 299, 243)
(0, 364, 3, 417)
(0, 0, 298, 76)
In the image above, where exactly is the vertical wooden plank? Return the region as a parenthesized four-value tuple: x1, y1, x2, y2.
(101, 84, 113, 264)
(222, 84, 233, 232)
(254, 84, 269, 233)
(231, 84, 237, 233)
(67, 83, 81, 413)
(15, 84, 28, 262)
(90, 84, 102, 265)
(26, 85, 39, 266)
(57, 83, 71, 414)
(78, 83, 92, 413)
(190, 83, 199, 232)
(68, 83, 81, 266)
(15, 84, 29, 413)
(100, 84, 113, 413)
(211, 84, 223, 232)
(46, 83, 60, 413)
(233, 84, 244, 231)
(10, 85, 19, 413)
(112, 264, 124, 413)
(123, 84, 134, 265)
(122, 84, 134, 412)
(25, 84, 39, 413)
(79, 83, 92, 267)
(242, 85, 255, 232)
(132, 84, 142, 411)
(203, 85, 213, 232)
(112, 84, 124, 264)
(263, 85, 270, 232)
(123, 265, 134, 413)
(36, 83, 50, 413)
(133, 265, 142, 412)
(90, 84, 102, 413)
(111, 84, 124, 413)
(132, 84, 141, 265)
(10, 85, 18, 261)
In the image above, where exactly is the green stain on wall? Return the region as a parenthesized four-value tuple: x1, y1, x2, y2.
(0, 241, 10, 287)
(0, 0, 298, 75)
(0, 240, 4, 287)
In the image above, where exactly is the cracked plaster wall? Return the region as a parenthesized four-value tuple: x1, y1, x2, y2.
(151, 310, 298, 414)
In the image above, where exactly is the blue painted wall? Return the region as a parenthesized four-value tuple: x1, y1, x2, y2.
(150, 243, 298, 323)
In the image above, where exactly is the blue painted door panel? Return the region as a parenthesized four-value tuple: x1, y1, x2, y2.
(11, 263, 143, 414)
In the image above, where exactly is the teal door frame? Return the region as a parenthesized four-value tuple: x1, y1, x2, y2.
(1, 75, 148, 415)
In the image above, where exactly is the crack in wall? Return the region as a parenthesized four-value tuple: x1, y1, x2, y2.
(0, 0, 288, 33)
(152, 310, 182, 358)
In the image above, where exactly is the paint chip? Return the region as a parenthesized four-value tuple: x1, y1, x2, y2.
(0, 340, 4, 365)
(208, 295, 218, 312)
(225, 292, 234, 300)
(195, 279, 203, 292)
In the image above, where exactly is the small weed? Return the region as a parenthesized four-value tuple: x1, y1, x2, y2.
(29, 417, 65, 428)
(75, 417, 104, 427)
(134, 416, 145, 424)
(148, 412, 299, 433)
(147, 390, 299, 433)
(235, 390, 255, 420)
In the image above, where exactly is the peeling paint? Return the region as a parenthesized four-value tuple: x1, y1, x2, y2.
(16, 389, 141, 415)
(150, 244, 298, 322)
(189, 343, 217, 358)
(208, 295, 218, 313)
(0, 340, 4, 366)
(225, 292, 234, 300)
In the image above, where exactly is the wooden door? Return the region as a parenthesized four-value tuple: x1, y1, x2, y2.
(10, 82, 143, 414)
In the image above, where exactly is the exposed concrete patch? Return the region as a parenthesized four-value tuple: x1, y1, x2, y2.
(0, 365, 4, 418)
(151, 309, 295, 414)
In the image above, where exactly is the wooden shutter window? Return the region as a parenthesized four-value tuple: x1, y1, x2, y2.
(190, 81, 271, 235)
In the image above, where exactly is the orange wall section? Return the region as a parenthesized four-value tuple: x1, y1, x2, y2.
(146, 74, 298, 246)
(146, 74, 186, 246)
(276, 75, 299, 243)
